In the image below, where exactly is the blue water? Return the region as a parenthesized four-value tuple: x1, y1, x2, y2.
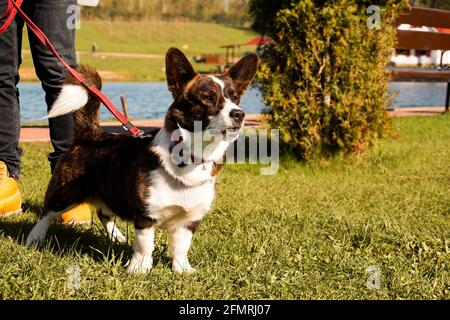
(17, 82, 447, 122)
(388, 82, 448, 107)
(17, 82, 266, 122)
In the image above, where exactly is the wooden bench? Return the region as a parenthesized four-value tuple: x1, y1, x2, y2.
(391, 6, 450, 112)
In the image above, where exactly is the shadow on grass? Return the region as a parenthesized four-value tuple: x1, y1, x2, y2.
(22, 200, 43, 216)
(0, 212, 172, 270)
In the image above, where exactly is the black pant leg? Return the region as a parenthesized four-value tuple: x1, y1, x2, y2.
(27, 0, 77, 173)
(0, 0, 22, 180)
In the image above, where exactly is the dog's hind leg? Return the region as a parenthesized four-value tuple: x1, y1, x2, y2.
(97, 209, 126, 244)
(26, 210, 64, 247)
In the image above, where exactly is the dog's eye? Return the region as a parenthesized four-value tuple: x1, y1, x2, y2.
(203, 94, 214, 102)
(227, 89, 238, 101)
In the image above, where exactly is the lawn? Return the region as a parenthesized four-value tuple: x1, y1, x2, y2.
(0, 115, 449, 299)
(19, 20, 257, 82)
(75, 21, 256, 55)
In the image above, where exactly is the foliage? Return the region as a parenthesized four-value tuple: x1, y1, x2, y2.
(249, 0, 291, 35)
(81, 0, 252, 25)
(412, 0, 450, 9)
(250, 0, 410, 160)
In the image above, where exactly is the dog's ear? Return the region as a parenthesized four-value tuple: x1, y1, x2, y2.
(226, 53, 259, 97)
(166, 48, 197, 99)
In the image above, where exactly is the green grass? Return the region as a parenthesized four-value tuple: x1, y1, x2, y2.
(77, 55, 219, 82)
(75, 21, 256, 55)
(20, 20, 257, 81)
(0, 115, 449, 299)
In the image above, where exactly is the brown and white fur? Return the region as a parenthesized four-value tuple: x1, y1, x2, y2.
(26, 48, 259, 274)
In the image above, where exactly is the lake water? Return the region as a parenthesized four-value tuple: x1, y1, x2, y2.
(17, 82, 447, 122)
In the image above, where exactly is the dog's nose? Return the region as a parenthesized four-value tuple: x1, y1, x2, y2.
(230, 109, 245, 122)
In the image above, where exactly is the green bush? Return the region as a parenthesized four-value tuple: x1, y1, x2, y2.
(251, 0, 409, 160)
(81, 0, 252, 25)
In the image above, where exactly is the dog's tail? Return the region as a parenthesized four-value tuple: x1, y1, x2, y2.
(48, 65, 102, 139)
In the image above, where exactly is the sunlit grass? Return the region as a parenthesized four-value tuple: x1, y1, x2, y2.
(19, 20, 256, 82)
(0, 115, 448, 299)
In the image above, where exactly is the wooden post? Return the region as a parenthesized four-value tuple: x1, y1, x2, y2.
(225, 47, 229, 66)
(445, 82, 450, 112)
(120, 95, 130, 119)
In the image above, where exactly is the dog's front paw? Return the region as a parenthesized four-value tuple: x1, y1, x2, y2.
(26, 233, 45, 248)
(108, 228, 126, 244)
(26, 226, 47, 248)
(113, 232, 127, 244)
(172, 258, 196, 274)
(127, 254, 153, 274)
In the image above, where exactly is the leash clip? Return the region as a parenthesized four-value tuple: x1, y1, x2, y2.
(138, 130, 153, 139)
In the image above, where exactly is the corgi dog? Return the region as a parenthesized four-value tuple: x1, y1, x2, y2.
(26, 48, 259, 274)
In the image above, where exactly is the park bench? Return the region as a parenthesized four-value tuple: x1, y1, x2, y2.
(391, 6, 450, 112)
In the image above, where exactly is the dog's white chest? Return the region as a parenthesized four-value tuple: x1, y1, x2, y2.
(147, 168, 215, 229)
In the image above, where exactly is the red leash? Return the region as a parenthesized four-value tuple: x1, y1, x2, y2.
(0, 0, 143, 137)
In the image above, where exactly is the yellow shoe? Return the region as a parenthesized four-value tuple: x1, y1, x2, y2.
(59, 203, 93, 225)
(0, 161, 22, 217)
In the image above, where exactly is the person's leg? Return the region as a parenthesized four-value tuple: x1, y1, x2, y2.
(0, 0, 22, 180)
(0, 0, 23, 216)
(25, 0, 91, 224)
(26, 0, 77, 172)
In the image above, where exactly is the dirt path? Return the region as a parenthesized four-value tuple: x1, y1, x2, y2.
(19, 108, 446, 142)
(86, 51, 164, 59)
(19, 67, 127, 82)
(22, 49, 164, 59)
(387, 107, 448, 117)
(19, 50, 163, 81)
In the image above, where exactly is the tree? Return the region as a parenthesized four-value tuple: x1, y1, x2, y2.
(81, 0, 251, 25)
(249, 0, 290, 35)
(250, 0, 410, 160)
